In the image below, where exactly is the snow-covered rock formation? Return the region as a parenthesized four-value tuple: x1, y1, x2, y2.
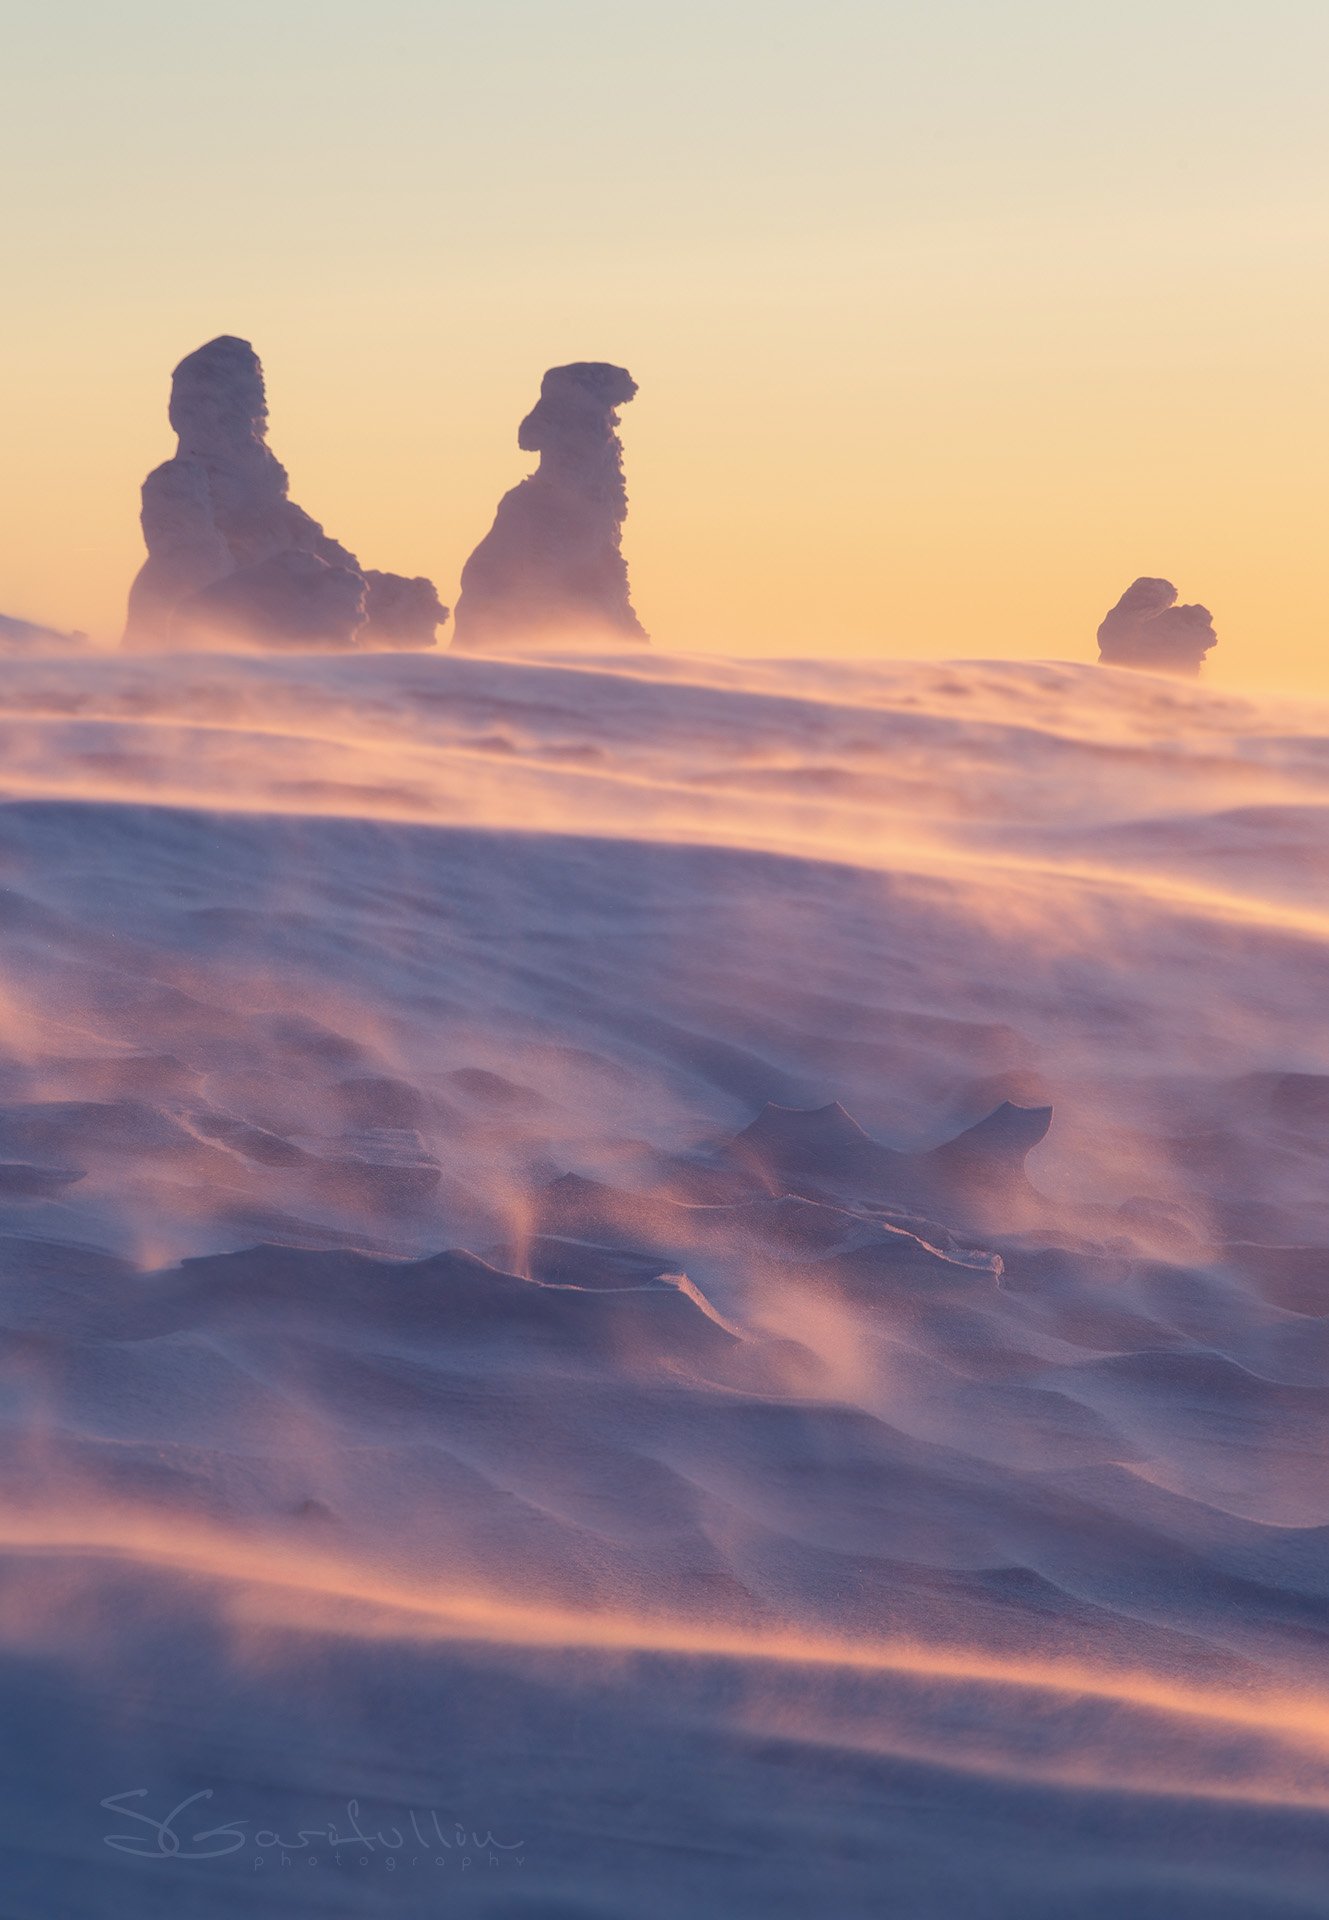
(124, 336, 446, 650)
(1096, 578, 1217, 676)
(453, 362, 647, 651)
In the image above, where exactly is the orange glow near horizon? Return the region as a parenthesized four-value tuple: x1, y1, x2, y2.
(2, 4, 1327, 690)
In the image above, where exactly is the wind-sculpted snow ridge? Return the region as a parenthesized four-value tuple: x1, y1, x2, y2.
(453, 361, 647, 651)
(0, 650, 1327, 1915)
(0, 612, 86, 649)
(123, 336, 447, 650)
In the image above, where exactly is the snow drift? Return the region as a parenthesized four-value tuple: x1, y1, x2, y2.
(0, 642, 1326, 1916)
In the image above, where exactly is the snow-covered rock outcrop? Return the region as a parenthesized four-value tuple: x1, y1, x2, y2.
(1097, 577, 1217, 676)
(124, 336, 446, 650)
(453, 362, 646, 651)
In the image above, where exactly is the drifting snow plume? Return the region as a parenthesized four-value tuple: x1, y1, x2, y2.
(453, 362, 647, 651)
(123, 336, 446, 650)
(1097, 578, 1217, 676)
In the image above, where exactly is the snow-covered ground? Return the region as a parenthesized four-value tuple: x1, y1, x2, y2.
(0, 645, 1327, 1916)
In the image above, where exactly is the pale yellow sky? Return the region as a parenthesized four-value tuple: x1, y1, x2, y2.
(2, 1, 1326, 688)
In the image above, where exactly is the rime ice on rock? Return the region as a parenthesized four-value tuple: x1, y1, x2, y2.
(453, 362, 647, 651)
(1096, 578, 1217, 677)
(359, 571, 449, 647)
(123, 336, 446, 650)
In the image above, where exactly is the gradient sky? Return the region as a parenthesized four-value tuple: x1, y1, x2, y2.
(2, 0, 1326, 686)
